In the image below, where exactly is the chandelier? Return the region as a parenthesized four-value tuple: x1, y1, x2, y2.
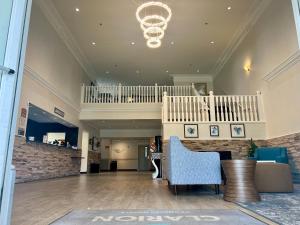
(136, 1, 172, 48)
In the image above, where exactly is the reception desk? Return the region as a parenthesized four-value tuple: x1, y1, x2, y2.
(13, 136, 82, 183)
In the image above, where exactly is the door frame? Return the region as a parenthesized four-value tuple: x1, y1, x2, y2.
(80, 131, 89, 173)
(0, 0, 32, 224)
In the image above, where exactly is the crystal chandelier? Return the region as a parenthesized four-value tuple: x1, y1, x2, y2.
(136, 1, 172, 48)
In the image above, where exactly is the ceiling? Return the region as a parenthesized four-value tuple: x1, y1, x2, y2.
(48, 0, 258, 85)
(28, 104, 76, 128)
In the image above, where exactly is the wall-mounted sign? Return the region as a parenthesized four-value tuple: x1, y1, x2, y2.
(21, 108, 27, 118)
(54, 107, 65, 118)
(17, 127, 25, 136)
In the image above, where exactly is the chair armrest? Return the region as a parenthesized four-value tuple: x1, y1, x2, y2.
(276, 156, 288, 164)
(248, 156, 257, 160)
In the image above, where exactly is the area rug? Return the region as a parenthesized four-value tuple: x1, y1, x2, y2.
(50, 209, 266, 225)
(239, 187, 300, 225)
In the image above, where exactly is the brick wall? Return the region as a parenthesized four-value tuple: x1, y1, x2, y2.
(13, 136, 81, 183)
(267, 133, 300, 183)
(162, 139, 267, 179)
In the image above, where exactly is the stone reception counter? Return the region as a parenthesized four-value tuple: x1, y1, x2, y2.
(13, 136, 82, 183)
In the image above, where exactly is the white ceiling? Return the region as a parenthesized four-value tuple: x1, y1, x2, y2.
(28, 104, 76, 128)
(48, 0, 259, 85)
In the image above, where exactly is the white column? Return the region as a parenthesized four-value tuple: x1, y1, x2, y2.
(162, 91, 168, 123)
(209, 91, 216, 122)
(118, 83, 122, 103)
(81, 83, 85, 103)
(191, 83, 195, 95)
(256, 91, 265, 121)
(155, 83, 158, 103)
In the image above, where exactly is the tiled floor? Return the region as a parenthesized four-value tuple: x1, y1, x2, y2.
(12, 172, 275, 225)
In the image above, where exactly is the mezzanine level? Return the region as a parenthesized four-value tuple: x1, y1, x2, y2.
(80, 84, 194, 120)
(80, 84, 265, 127)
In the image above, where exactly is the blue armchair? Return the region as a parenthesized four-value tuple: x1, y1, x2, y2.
(251, 147, 288, 164)
(167, 136, 222, 194)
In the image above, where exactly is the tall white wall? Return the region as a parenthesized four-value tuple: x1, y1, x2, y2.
(214, 0, 300, 138)
(17, 2, 98, 147)
(100, 139, 150, 170)
(100, 129, 161, 138)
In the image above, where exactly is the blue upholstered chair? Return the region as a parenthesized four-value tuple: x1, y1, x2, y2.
(167, 136, 222, 194)
(251, 147, 289, 164)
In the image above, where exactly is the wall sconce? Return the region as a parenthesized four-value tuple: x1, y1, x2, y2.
(244, 65, 251, 72)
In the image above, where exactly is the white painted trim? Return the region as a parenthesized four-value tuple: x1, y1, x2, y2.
(24, 65, 80, 113)
(162, 121, 266, 125)
(212, 0, 272, 77)
(36, 0, 97, 81)
(80, 103, 161, 112)
(263, 50, 300, 82)
(291, 0, 300, 48)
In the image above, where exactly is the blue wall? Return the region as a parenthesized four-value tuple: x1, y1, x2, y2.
(26, 119, 79, 146)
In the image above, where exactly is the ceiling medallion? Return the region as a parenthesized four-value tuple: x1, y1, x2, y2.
(136, 1, 172, 48)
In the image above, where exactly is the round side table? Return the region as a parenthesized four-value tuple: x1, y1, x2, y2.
(221, 160, 261, 202)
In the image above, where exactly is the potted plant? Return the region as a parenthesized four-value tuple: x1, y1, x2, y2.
(248, 138, 258, 157)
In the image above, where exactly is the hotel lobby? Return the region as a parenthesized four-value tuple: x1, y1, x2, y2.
(1, 0, 300, 224)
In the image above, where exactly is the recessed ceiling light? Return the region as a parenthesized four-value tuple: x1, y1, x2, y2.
(210, 41, 215, 44)
(166, 70, 169, 73)
(171, 41, 174, 45)
(227, 6, 232, 10)
(75, 8, 80, 12)
(105, 71, 110, 74)
(131, 42, 135, 45)
(92, 42, 96, 46)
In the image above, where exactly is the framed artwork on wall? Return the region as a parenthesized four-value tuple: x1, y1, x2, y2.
(184, 124, 199, 138)
(230, 124, 246, 138)
(210, 125, 219, 137)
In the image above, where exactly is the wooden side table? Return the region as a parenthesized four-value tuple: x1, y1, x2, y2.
(222, 160, 261, 202)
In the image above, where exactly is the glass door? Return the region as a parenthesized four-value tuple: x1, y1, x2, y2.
(0, 0, 31, 224)
(0, 0, 13, 63)
(0, 0, 14, 83)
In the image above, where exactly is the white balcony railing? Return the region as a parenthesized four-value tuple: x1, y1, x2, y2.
(162, 91, 265, 123)
(81, 84, 194, 104)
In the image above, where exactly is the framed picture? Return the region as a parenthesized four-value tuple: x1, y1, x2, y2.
(184, 124, 199, 138)
(210, 125, 219, 137)
(230, 124, 246, 138)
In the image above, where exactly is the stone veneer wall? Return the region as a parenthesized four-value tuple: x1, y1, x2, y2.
(13, 136, 82, 183)
(162, 139, 267, 179)
(87, 150, 101, 173)
(267, 133, 300, 183)
(163, 134, 300, 183)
